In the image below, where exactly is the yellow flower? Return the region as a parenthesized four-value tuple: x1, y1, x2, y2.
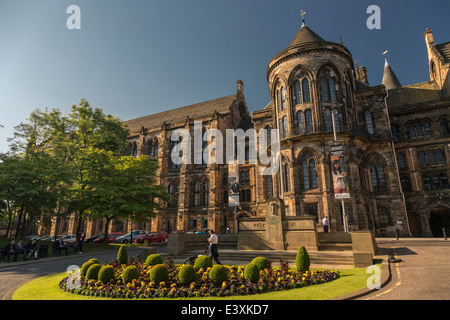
(278, 277, 283, 282)
(222, 281, 227, 289)
(171, 283, 177, 288)
(159, 282, 166, 288)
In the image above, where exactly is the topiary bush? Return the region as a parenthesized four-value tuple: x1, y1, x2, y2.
(149, 264, 169, 284)
(296, 246, 310, 273)
(194, 255, 213, 269)
(145, 254, 163, 266)
(178, 264, 197, 285)
(80, 260, 96, 277)
(98, 265, 115, 283)
(209, 265, 228, 285)
(89, 258, 100, 264)
(244, 263, 260, 283)
(122, 265, 139, 284)
(86, 264, 101, 280)
(251, 257, 270, 271)
(117, 245, 128, 265)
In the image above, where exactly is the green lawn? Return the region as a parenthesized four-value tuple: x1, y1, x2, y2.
(13, 266, 376, 300)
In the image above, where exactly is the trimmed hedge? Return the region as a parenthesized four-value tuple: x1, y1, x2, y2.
(98, 265, 115, 283)
(194, 255, 213, 269)
(80, 260, 96, 277)
(251, 257, 270, 271)
(209, 265, 228, 285)
(86, 264, 101, 280)
(145, 254, 163, 266)
(149, 264, 169, 284)
(117, 245, 128, 265)
(122, 265, 139, 284)
(244, 263, 260, 283)
(296, 246, 310, 273)
(178, 264, 196, 285)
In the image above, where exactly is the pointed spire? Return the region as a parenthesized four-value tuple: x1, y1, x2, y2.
(300, 10, 306, 27)
(382, 57, 402, 90)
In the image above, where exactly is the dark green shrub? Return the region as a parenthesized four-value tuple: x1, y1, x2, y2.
(122, 265, 139, 284)
(98, 265, 115, 283)
(80, 260, 96, 277)
(89, 258, 100, 264)
(145, 254, 163, 266)
(178, 264, 196, 285)
(209, 265, 228, 285)
(149, 264, 169, 284)
(117, 245, 128, 265)
(194, 255, 213, 269)
(86, 264, 101, 280)
(244, 263, 260, 283)
(251, 257, 269, 271)
(296, 246, 310, 273)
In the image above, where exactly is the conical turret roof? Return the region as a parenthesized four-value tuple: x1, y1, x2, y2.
(287, 24, 325, 48)
(382, 58, 402, 90)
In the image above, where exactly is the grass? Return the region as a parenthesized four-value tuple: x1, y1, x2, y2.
(12, 266, 377, 300)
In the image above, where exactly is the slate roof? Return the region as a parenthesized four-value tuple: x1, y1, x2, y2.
(124, 94, 236, 133)
(386, 81, 443, 109)
(287, 25, 326, 49)
(382, 59, 402, 90)
(436, 42, 450, 64)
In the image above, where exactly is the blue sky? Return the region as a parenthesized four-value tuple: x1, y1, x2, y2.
(1, 0, 449, 153)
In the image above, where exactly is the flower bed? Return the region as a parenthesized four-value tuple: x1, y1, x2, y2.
(60, 254, 340, 299)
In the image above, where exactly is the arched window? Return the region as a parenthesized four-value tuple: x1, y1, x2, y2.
(321, 78, 330, 101)
(168, 181, 180, 208)
(305, 109, 313, 133)
(397, 153, 406, 169)
(391, 124, 399, 142)
(418, 151, 427, 167)
(294, 81, 302, 104)
(276, 90, 281, 113)
(365, 110, 374, 134)
(333, 109, 341, 132)
(423, 122, 432, 138)
(436, 148, 446, 165)
(302, 79, 311, 103)
(324, 108, 333, 132)
(297, 111, 305, 134)
(441, 118, 450, 135)
(302, 153, 317, 190)
(193, 180, 201, 206)
(344, 82, 352, 108)
(281, 87, 287, 110)
(329, 78, 337, 101)
(370, 158, 387, 192)
(202, 179, 209, 205)
(282, 116, 288, 138)
(265, 175, 273, 199)
(416, 123, 424, 138)
(282, 162, 290, 192)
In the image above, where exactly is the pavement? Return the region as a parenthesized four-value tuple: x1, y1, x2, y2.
(1, 237, 449, 300)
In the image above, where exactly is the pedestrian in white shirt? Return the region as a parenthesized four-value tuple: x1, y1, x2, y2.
(208, 230, 222, 265)
(323, 216, 329, 233)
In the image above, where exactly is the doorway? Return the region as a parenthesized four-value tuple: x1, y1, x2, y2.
(429, 205, 450, 238)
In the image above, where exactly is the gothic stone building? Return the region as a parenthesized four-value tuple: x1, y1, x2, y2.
(56, 23, 450, 239)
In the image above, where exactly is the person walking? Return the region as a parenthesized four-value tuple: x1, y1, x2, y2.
(322, 216, 329, 233)
(77, 230, 86, 254)
(208, 230, 222, 265)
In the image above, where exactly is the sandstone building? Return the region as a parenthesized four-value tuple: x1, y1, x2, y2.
(50, 21, 450, 238)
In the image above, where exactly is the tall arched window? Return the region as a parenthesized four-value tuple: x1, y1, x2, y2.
(321, 78, 330, 101)
(441, 118, 450, 135)
(324, 108, 333, 132)
(333, 109, 341, 132)
(329, 78, 337, 101)
(397, 153, 406, 169)
(282, 163, 290, 192)
(391, 124, 399, 142)
(365, 110, 374, 134)
(423, 122, 432, 138)
(370, 158, 386, 192)
(276, 90, 281, 113)
(302, 79, 311, 103)
(294, 81, 302, 104)
(281, 87, 286, 110)
(265, 175, 273, 199)
(202, 179, 209, 205)
(168, 181, 179, 208)
(305, 109, 313, 133)
(297, 111, 305, 135)
(302, 153, 317, 190)
(193, 180, 201, 206)
(282, 116, 288, 138)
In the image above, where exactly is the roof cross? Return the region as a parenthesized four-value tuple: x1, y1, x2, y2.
(300, 10, 306, 26)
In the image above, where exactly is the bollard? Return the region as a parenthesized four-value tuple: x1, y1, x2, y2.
(443, 228, 448, 241)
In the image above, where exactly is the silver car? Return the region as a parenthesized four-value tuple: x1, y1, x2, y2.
(114, 230, 147, 244)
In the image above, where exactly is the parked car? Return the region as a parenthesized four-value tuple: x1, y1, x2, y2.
(115, 230, 147, 244)
(134, 232, 168, 244)
(85, 233, 105, 243)
(93, 232, 123, 243)
(195, 229, 210, 234)
(36, 235, 50, 241)
(62, 234, 77, 243)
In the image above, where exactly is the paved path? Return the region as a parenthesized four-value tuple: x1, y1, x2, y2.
(355, 238, 450, 300)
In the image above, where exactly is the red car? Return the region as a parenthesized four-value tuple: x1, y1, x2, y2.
(134, 232, 168, 244)
(93, 232, 123, 243)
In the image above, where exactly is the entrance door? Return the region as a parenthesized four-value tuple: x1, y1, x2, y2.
(429, 205, 450, 238)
